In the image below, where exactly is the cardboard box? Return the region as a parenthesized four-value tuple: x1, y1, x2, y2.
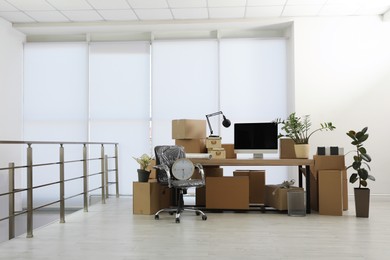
(318, 170, 343, 216)
(206, 137, 222, 149)
(206, 176, 249, 210)
(313, 155, 345, 179)
(133, 182, 172, 215)
(279, 138, 296, 159)
(175, 139, 206, 153)
(233, 170, 265, 204)
(265, 185, 303, 211)
(208, 149, 226, 159)
(172, 119, 206, 139)
(194, 167, 223, 206)
(222, 144, 236, 159)
(311, 155, 347, 211)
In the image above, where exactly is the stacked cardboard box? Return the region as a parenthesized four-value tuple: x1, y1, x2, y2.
(133, 181, 172, 215)
(279, 138, 296, 159)
(206, 176, 249, 210)
(206, 136, 226, 159)
(172, 119, 207, 153)
(233, 170, 265, 204)
(193, 166, 224, 206)
(313, 155, 347, 216)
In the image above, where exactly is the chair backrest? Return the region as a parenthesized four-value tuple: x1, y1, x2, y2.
(154, 145, 186, 184)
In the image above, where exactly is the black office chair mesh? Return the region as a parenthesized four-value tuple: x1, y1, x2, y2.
(154, 145, 207, 223)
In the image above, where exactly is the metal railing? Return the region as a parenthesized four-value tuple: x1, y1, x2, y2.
(0, 141, 119, 240)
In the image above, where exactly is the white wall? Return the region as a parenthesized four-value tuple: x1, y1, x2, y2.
(293, 16, 390, 195)
(0, 18, 25, 241)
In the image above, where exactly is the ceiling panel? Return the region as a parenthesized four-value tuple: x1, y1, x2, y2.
(167, 0, 207, 8)
(247, 0, 286, 6)
(0, 0, 389, 36)
(61, 10, 103, 21)
(6, 0, 55, 11)
(46, 0, 93, 10)
(246, 6, 283, 17)
(98, 10, 138, 21)
(87, 0, 131, 10)
(208, 0, 246, 7)
(282, 5, 323, 17)
(209, 7, 245, 19)
(172, 8, 208, 19)
(135, 9, 173, 20)
(0, 0, 18, 11)
(0, 11, 34, 22)
(26, 11, 69, 22)
(127, 0, 169, 9)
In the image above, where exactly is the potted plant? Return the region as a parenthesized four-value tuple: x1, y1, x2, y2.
(133, 154, 153, 182)
(346, 127, 375, 217)
(276, 112, 336, 158)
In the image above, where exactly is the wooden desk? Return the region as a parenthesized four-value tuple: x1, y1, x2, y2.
(190, 158, 313, 213)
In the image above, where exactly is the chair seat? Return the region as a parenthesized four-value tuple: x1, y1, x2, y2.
(171, 179, 204, 188)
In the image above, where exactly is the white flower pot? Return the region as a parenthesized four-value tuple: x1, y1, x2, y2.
(294, 144, 310, 159)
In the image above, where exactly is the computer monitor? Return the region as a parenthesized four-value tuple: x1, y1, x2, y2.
(234, 122, 278, 158)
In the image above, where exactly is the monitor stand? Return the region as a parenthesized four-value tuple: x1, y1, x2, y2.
(253, 153, 264, 159)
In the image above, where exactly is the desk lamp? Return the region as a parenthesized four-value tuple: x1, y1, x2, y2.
(205, 111, 231, 137)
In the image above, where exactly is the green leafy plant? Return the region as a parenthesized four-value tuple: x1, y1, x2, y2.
(133, 154, 153, 171)
(346, 127, 375, 188)
(276, 112, 336, 144)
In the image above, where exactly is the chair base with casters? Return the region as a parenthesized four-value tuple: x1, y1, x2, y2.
(154, 188, 207, 223)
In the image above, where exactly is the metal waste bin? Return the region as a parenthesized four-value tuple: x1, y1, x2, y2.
(287, 190, 306, 216)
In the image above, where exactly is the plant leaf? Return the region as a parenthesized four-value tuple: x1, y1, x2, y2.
(360, 179, 368, 187)
(349, 173, 358, 183)
(358, 168, 369, 180)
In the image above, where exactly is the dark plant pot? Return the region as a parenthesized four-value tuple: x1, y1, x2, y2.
(137, 169, 151, 182)
(354, 188, 370, 218)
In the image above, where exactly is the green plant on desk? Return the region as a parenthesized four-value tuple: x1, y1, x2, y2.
(276, 112, 335, 144)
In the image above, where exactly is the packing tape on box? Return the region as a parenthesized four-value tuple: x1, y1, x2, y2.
(185, 153, 212, 159)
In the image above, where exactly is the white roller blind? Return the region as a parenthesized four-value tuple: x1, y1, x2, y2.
(219, 38, 288, 182)
(23, 42, 89, 207)
(151, 40, 219, 147)
(89, 42, 151, 195)
(220, 38, 288, 143)
(24, 42, 88, 143)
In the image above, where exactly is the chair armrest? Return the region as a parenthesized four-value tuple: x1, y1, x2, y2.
(154, 164, 172, 187)
(194, 163, 205, 183)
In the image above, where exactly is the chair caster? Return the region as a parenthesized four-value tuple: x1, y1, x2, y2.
(169, 212, 174, 215)
(154, 215, 159, 220)
(196, 211, 200, 216)
(202, 215, 207, 221)
(175, 218, 180, 223)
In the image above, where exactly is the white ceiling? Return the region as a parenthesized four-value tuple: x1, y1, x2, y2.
(1, 0, 390, 37)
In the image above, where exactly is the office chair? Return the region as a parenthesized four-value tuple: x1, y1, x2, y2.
(154, 145, 207, 223)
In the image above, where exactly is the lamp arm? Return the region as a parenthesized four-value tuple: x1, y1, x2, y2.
(205, 111, 223, 135)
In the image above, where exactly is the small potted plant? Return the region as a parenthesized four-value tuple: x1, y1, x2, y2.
(346, 127, 375, 217)
(276, 112, 336, 158)
(133, 154, 153, 182)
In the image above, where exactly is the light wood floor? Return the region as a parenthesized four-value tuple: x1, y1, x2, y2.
(1, 195, 389, 260)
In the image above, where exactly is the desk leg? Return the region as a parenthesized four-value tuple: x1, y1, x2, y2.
(298, 166, 303, 188)
(306, 165, 311, 214)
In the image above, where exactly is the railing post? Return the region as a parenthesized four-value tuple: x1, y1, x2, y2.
(104, 155, 109, 199)
(59, 144, 65, 223)
(26, 144, 33, 238)
(8, 162, 15, 240)
(101, 144, 106, 204)
(115, 144, 119, 198)
(83, 144, 88, 212)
